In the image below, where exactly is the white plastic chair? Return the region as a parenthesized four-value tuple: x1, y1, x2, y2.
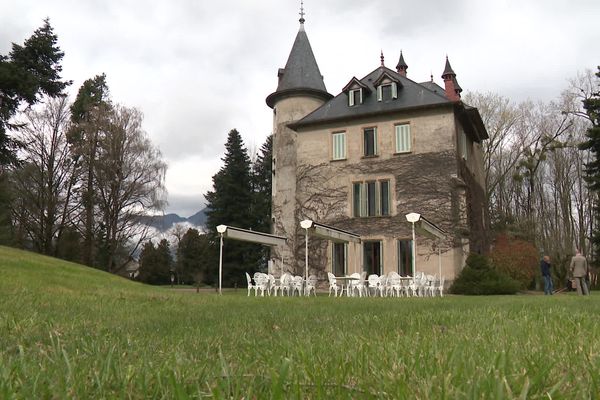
(291, 276, 304, 296)
(425, 275, 436, 297)
(305, 275, 317, 296)
(388, 272, 401, 297)
(280, 273, 292, 296)
(408, 276, 418, 297)
(253, 272, 269, 296)
(435, 276, 445, 297)
(245, 272, 255, 297)
(327, 272, 339, 297)
(348, 272, 365, 297)
(378, 274, 388, 297)
(367, 274, 380, 297)
(414, 272, 427, 297)
(399, 276, 411, 297)
(267, 274, 276, 296)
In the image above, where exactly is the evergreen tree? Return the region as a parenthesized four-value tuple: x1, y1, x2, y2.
(0, 19, 70, 242)
(251, 135, 273, 266)
(55, 226, 82, 263)
(138, 241, 157, 283)
(205, 129, 261, 287)
(177, 228, 210, 285)
(252, 135, 272, 233)
(155, 239, 173, 284)
(138, 239, 172, 285)
(67, 74, 111, 267)
(0, 19, 71, 166)
(579, 66, 600, 259)
(0, 172, 14, 244)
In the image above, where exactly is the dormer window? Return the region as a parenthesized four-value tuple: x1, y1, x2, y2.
(377, 82, 398, 101)
(373, 71, 401, 102)
(343, 77, 370, 108)
(349, 88, 362, 106)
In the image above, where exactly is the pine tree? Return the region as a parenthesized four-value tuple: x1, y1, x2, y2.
(0, 19, 70, 243)
(0, 19, 71, 167)
(155, 239, 173, 284)
(177, 228, 210, 285)
(251, 135, 273, 267)
(205, 129, 261, 287)
(252, 135, 272, 233)
(579, 66, 600, 259)
(138, 241, 157, 283)
(68, 74, 111, 267)
(138, 239, 172, 285)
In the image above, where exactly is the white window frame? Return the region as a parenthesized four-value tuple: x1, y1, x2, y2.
(332, 131, 346, 160)
(395, 123, 411, 153)
(377, 82, 398, 101)
(460, 130, 469, 160)
(348, 88, 363, 106)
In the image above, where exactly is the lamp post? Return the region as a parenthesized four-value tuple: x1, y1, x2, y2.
(300, 219, 313, 282)
(405, 213, 421, 277)
(216, 225, 227, 295)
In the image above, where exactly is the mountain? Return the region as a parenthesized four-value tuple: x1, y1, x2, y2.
(187, 209, 208, 226)
(142, 208, 207, 232)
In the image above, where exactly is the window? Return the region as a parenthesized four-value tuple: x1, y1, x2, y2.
(332, 243, 346, 276)
(352, 179, 390, 217)
(363, 241, 382, 276)
(380, 180, 389, 216)
(332, 132, 346, 160)
(459, 130, 470, 160)
(397, 240, 413, 276)
(377, 82, 398, 101)
(348, 89, 362, 106)
(395, 124, 411, 153)
(366, 181, 376, 216)
(363, 127, 377, 156)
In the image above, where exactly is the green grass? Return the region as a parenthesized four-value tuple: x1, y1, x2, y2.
(1, 245, 599, 399)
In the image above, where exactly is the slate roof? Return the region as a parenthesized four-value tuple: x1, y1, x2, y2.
(419, 81, 446, 96)
(293, 66, 452, 128)
(266, 25, 332, 108)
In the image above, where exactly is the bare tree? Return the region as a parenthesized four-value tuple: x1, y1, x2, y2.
(11, 96, 75, 254)
(93, 105, 167, 272)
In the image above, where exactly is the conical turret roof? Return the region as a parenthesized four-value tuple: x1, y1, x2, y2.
(396, 51, 408, 70)
(266, 23, 332, 108)
(442, 56, 455, 77)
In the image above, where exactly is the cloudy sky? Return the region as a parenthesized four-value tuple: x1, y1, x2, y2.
(1, 0, 598, 217)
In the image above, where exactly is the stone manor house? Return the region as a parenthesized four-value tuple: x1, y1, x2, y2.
(266, 16, 489, 282)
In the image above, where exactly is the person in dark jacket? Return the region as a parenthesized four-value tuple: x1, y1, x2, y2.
(540, 255, 553, 295)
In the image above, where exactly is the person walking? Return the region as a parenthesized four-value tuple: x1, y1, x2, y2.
(570, 250, 589, 295)
(540, 255, 553, 295)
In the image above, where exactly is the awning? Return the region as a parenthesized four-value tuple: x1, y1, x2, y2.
(216, 225, 287, 295)
(300, 220, 361, 243)
(217, 225, 287, 247)
(415, 216, 446, 240)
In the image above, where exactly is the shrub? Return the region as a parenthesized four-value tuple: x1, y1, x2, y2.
(450, 253, 520, 295)
(489, 234, 538, 289)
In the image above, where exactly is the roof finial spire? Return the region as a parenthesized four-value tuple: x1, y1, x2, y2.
(380, 50, 385, 67)
(299, 0, 305, 24)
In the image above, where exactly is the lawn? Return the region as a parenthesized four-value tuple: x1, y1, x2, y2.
(1, 245, 599, 399)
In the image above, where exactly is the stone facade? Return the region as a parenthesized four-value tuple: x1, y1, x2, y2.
(267, 22, 488, 282)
